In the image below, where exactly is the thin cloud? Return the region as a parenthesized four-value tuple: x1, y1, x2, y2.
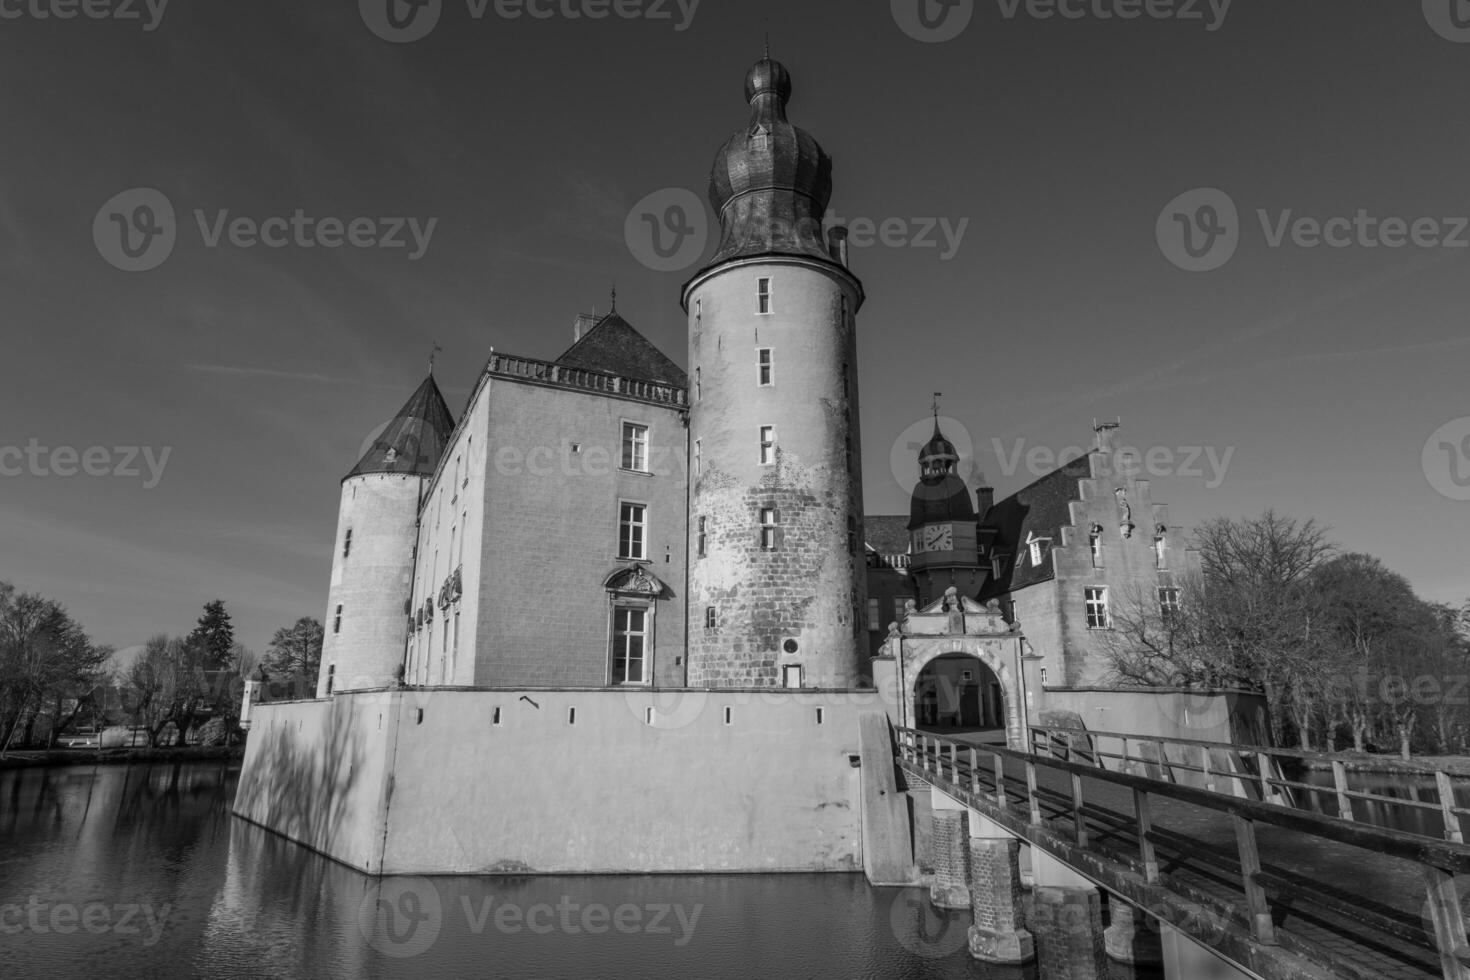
(185, 363, 343, 383)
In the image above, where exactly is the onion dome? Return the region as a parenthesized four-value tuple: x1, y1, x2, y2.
(704, 57, 837, 267)
(908, 419, 975, 529)
(345, 374, 455, 480)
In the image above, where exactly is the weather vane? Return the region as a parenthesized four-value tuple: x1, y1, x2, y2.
(430, 343, 443, 375)
(932, 392, 942, 421)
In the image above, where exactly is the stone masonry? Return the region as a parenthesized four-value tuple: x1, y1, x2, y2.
(929, 808, 971, 909)
(967, 836, 1035, 964)
(1032, 886, 1110, 980)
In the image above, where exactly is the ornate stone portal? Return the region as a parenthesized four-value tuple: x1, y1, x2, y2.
(871, 592, 1030, 748)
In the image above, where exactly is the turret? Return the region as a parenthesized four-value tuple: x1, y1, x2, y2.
(908, 416, 985, 606)
(682, 57, 866, 689)
(317, 374, 455, 696)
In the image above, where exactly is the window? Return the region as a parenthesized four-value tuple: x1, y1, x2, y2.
(1159, 587, 1181, 620)
(694, 439, 701, 477)
(695, 367, 700, 401)
(621, 422, 649, 472)
(1089, 526, 1102, 567)
(757, 348, 773, 386)
(697, 517, 707, 558)
(759, 425, 776, 465)
(782, 664, 802, 688)
(325, 664, 335, 695)
(757, 276, 772, 314)
(342, 529, 352, 559)
(1030, 540, 1044, 567)
(760, 507, 778, 551)
(842, 361, 848, 399)
(893, 597, 906, 623)
(611, 607, 647, 684)
(1040, 667, 1049, 686)
(867, 597, 881, 631)
(1155, 532, 1168, 569)
(618, 502, 647, 560)
(1085, 587, 1111, 630)
(705, 606, 716, 629)
(847, 516, 857, 555)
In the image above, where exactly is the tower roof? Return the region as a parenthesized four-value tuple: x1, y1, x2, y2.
(554, 311, 687, 387)
(703, 57, 838, 268)
(345, 374, 456, 480)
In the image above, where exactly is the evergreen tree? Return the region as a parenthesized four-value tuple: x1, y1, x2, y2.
(187, 599, 234, 670)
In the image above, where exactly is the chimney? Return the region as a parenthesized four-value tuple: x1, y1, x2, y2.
(976, 486, 994, 516)
(1093, 418, 1121, 453)
(827, 226, 850, 268)
(572, 313, 599, 343)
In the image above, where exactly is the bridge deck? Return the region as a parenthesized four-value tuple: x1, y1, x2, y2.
(914, 732, 1454, 980)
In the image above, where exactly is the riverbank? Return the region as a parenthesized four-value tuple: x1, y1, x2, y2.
(0, 746, 243, 769)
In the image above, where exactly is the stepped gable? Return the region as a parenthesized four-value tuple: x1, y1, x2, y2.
(554, 312, 687, 388)
(345, 374, 456, 479)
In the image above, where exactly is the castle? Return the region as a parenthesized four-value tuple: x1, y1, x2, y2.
(235, 55, 1256, 879)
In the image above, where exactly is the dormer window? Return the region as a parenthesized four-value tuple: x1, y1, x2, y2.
(1026, 531, 1052, 569)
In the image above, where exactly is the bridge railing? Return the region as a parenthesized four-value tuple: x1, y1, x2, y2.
(896, 726, 1470, 980)
(1029, 723, 1469, 844)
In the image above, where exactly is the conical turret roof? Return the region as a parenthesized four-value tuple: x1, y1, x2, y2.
(345, 374, 456, 480)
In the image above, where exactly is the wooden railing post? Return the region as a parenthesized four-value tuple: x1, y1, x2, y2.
(993, 754, 1006, 809)
(1201, 745, 1216, 793)
(1120, 736, 1130, 774)
(1332, 760, 1354, 822)
(1422, 863, 1470, 980)
(1026, 759, 1042, 825)
(1232, 814, 1277, 945)
(1071, 771, 1088, 847)
(1257, 753, 1272, 802)
(1436, 771, 1464, 844)
(1135, 789, 1159, 883)
(970, 747, 979, 795)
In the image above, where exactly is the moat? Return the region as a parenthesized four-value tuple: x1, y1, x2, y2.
(0, 762, 1035, 979)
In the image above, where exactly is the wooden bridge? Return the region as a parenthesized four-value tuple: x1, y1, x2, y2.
(893, 724, 1470, 980)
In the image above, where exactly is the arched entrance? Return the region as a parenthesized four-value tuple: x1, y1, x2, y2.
(914, 653, 1006, 732)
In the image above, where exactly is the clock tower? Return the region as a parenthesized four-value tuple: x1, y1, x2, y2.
(907, 416, 985, 606)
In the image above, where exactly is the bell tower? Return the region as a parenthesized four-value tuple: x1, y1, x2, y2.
(908, 412, 985, 606)
(682, 57, 866, 689)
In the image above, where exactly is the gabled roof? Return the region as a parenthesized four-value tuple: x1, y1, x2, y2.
(864, 515, 911, 556)
(554, 312, 687, 388)
(345, 374, 456, 480)
(979, 454, 1094, 597)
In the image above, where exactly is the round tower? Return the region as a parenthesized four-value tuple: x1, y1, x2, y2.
(682, 57, 866, 690)
(317, 375, 454, 696)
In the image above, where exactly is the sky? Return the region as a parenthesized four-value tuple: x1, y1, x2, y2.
(1, 0, 1467, 660)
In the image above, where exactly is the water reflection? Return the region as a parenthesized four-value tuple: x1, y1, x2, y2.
(1296, 767, 1470, 839)
(3, 763, 1022, 979)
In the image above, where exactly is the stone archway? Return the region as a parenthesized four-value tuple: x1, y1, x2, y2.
(902, 638, 1026, 749)
(914, 653, 1005, 731)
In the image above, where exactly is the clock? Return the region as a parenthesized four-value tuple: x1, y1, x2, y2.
(924, 525, 954, 552)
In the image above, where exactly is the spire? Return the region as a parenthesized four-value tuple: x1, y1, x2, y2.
(610, 284, 617, 314)
(345, 374, 456, 480)
(429, 342, 443, 376)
